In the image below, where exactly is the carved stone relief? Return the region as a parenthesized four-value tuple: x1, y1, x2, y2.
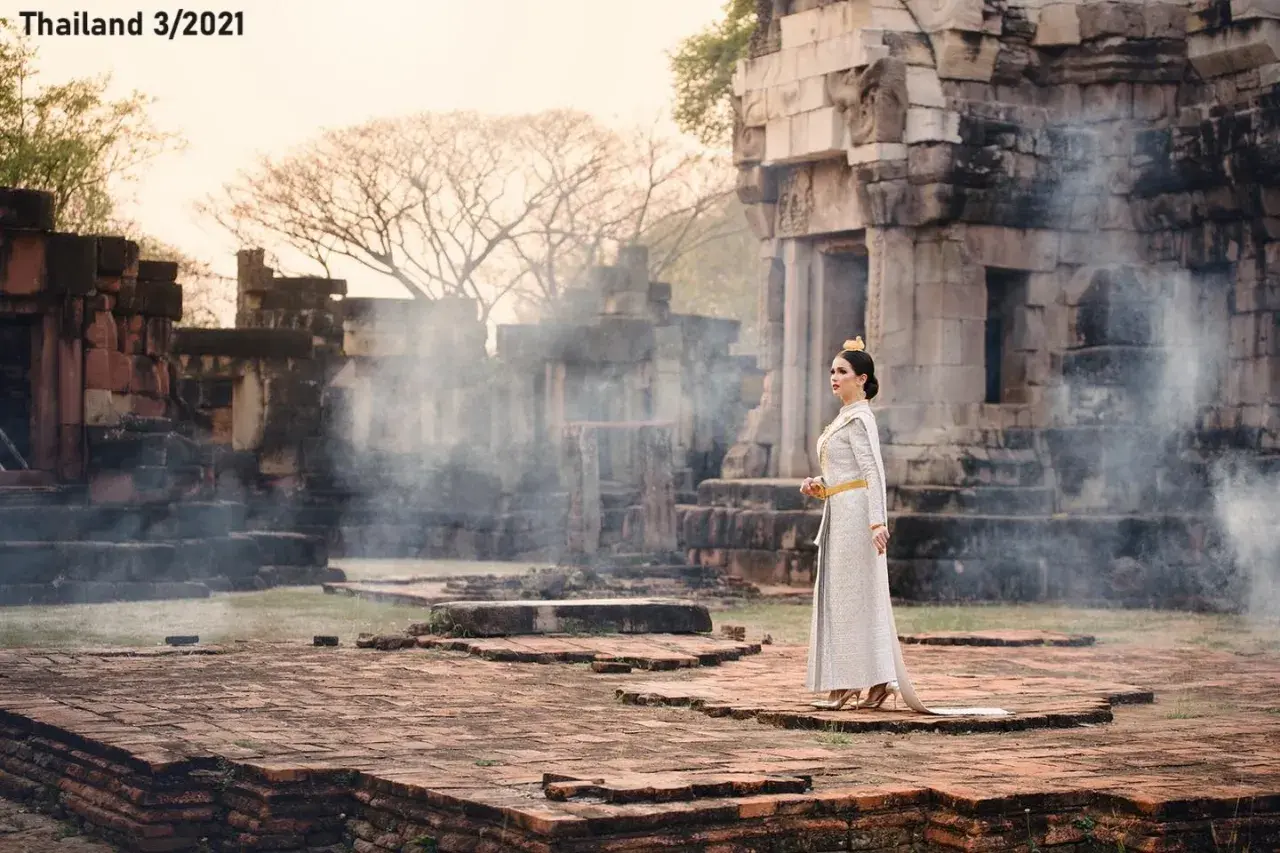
(776, 165, 815, 238)
(827, 57, 909, 146)
(733, 122, 767, 166)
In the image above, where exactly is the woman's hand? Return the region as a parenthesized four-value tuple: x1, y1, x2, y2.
(872, 525, 890, 555)
(799, 477, 823, 498)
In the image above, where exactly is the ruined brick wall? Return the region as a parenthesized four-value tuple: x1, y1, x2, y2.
(0, 189, 185, 496)
(0, 190, 338, 603)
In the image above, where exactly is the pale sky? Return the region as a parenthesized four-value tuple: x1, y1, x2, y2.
(22, 0, 725, 298)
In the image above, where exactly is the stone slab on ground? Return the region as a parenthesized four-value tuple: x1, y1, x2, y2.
(324, 578, 456, 605)
(899, 629, 1096, 647)
(428, 598, 714, 636)
(416, 633, 760, 670)
(324, 569, 763, 607)
(0, 641, 1276, 851)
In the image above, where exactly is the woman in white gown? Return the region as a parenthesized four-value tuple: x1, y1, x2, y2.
(801, 338, 1007, 716)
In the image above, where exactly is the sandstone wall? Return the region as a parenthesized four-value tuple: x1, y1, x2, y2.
(703, 0, 1280, 608)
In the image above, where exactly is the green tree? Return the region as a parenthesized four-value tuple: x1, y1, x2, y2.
(0, 21, 177, 232)
(669, 0, 757, 147)
(207, 110, 736, 323)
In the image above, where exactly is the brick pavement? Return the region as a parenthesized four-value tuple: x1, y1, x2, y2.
(0, 637, 1276, 851)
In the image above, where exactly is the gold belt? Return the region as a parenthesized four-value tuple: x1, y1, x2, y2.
(814, 479, 867, 500)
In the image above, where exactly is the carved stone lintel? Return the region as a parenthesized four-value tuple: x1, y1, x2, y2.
(827, 57, 909, 146)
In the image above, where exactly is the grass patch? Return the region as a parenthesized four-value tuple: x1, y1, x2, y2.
(2, 574, 1278, 655)
(712, 601, 1280, 654)
(0, 587, 427, 648)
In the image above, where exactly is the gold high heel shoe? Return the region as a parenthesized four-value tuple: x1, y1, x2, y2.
(810, 688, 861, 711)
(857, 682, 900, 710)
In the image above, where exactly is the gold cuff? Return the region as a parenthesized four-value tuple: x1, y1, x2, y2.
(870, 523, 886, 532)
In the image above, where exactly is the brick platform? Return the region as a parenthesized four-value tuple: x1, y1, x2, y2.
(619, 643, 1147, 734)
(0, 640, 1277, 851)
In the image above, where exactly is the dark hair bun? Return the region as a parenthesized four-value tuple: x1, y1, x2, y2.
(839, 348, 879, 400)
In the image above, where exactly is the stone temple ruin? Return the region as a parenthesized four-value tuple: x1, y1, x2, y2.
(0, 193, 337, 604)
(3, 5, 1280, 853)
(684, 0, 1280, 610)
(6, 1, 1280, 614)
(0, 200, 758, 604)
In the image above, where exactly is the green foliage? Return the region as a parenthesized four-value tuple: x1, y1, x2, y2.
(0, 20, 178, 232)
(670, 0, 757, 147)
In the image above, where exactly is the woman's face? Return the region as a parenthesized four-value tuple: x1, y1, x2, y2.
(830, 356, 865, 400)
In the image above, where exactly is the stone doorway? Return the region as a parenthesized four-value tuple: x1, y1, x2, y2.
(0, 316, 33, 468)
(985, 267, 1030, 405)
(806, 244, 868, 471)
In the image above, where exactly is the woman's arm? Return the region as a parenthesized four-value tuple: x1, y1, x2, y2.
(849, 420, 887, 529)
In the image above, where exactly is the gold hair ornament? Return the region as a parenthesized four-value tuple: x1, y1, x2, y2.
(843, 337, 865, 352)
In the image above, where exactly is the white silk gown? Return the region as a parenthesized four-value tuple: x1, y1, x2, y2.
(806, 400, 1008, 717)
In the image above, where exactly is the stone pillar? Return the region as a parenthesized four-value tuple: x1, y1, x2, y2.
(778, 239, 814, 477)
(58, 298, 85, 481)
(866, 227, 918, 405)
(720, 240, 784, 478)
(638, 424, 677, 552)
(653, 325, 684, 456)
(563, 423, 601, 561)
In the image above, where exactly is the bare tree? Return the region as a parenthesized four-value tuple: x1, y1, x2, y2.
(205, 110, 735, 322)
(512, 117, 737, 309)
(131, 233, 234, 328)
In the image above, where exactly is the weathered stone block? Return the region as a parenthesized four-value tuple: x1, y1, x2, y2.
(84, 311, 117, 350)
(963, 226, 1060, 272)
(1078, 1, 1145, 40)
(905, 0, 985, 33)
(905, 108, 962, 143)
(0, 234, 45, 296)
(906, 67, 946, 107)
(1034, 3, 1082, 46)
(95, 236, 139, 277)
(0, 188, 55, 229)
(84, 389, 118, 427)
(45, 233, 97, 296)
(427, 599, 713, 637)
(847, 143, 908, 165)
(934, 31, 1001, 82)
(1189, 18, 1280, 77)
(767, 76, 830, 120)
(780, 6, 821, 49)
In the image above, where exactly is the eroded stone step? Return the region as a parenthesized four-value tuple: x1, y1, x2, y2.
(892, 485, 1056, 514)
(0, 486, 77, 507)
(694, 479, 813, 511)
(0, 501, 244, 541)
(237, 531, 328, 567)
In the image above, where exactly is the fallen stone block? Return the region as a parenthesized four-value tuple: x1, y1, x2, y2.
(427, 599, 714, 637)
